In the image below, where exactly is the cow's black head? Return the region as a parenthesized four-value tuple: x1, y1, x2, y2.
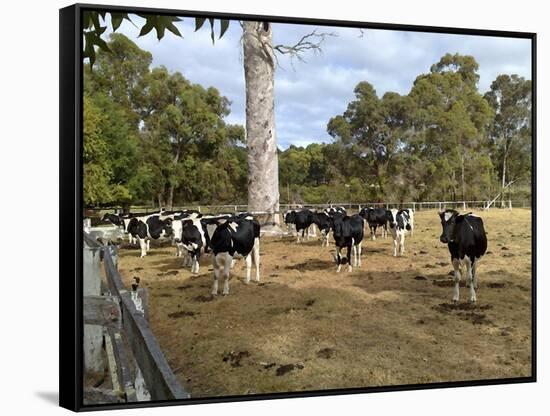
(163, 218, 174, 237)
(284, 210, 296, 224)
(439, 209, 459, 243)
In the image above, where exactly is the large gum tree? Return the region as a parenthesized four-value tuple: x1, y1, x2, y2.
(83, 12, 333, 233)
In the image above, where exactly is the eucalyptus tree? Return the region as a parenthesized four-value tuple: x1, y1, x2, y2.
(83, 11, 333, 230)
(484, 74, 532, 203)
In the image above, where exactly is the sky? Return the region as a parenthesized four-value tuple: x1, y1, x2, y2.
(109, 15, 531, 149)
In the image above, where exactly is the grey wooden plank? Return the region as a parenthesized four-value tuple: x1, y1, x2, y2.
(103, 250, 189, 401)
(83, 295, 121, 329)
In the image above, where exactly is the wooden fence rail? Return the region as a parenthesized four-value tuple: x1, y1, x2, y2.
(83, 233, 189, 403)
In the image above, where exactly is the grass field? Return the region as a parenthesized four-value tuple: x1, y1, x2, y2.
(116, 209, 532, 397)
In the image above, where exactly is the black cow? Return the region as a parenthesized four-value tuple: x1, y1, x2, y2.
(127, 214, 173, 257)
(331, 213, 364, 272)
(285, 209, 315, 243)
(312, 211, 332, 247)
(210, 215, 261, 295)
(439, 210, 487, 303)
(359, 207, 392, 240)
(101, 213, 123, 226)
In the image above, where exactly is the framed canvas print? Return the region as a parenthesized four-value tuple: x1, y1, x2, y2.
(59, 3, 536, 411)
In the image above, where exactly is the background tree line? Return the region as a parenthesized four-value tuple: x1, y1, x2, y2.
(83, 34, 531, 208)
(282, 54, 531, 205)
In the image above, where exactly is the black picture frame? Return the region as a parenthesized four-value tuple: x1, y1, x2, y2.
(60, 3, 537, 412)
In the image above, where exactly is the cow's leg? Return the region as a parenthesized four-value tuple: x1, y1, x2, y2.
(347, 245, 353, 272)
(252, 237, 260, 282)
(222, 253, 232, 295)
(400, 232, 405, 256)
(452, 258, 461, 302)
(383, 225, 387, 239)
(212, 255, 220, 295)
(184, 250, 192, 268)
(146, 239, 151, 252)
(392, 236, 397, 257)
(245, 253, 252, 284)
(336, 247, 342, 273)
(194, 250, 201, 274)
(326, 230, 331, 247)
(466, 257, 476, 303)
(472, 258, 478, 289)
(357, 242, 362, 267)
(138, 237, 147, 258)
(370, 226, 376, 241)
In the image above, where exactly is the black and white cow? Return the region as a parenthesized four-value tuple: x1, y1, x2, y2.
(330, 213, 364, 272)
(359, 207, 392, 240)
(388, 209, 414, 257)
(127, 214, 173, 257)
(285, 209, 315, 243)
(325, 206, 347, 216)
(210, 215, 261, 295)
(170, 213, 210, 273)
(312, 211, 332, 247)
(101, 213, 123, 226)
(439, 210, 487, 303)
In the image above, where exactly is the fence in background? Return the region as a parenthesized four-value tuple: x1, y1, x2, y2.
(86, 199, 529, 218)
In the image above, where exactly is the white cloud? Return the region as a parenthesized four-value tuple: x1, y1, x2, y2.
(107, 15, 531, 149)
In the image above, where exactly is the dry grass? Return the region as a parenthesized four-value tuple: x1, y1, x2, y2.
(117, 209, 532, 398)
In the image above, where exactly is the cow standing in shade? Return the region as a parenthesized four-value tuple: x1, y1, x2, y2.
(439, 210, 487, 303)
(210, 215, 261, 295)
(330, 213, 364, 272)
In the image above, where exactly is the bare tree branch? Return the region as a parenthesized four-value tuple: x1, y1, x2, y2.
(272, 30, 337, 66)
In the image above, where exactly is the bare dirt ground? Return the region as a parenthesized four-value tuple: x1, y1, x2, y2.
(117, 209, 532, 398)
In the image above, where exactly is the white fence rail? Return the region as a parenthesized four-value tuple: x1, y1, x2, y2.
(87, 199, 529, 217)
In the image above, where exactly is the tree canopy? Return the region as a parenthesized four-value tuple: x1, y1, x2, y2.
(83, 34, 532, 208)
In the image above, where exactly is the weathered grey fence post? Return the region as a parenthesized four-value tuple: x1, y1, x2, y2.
(83, 234, 104, 373)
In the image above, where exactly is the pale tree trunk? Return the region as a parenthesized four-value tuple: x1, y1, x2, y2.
(243, 21, 282, 233)
(501, 142, 508, 208)
(461, 153, 465, 201)
(166, 147, 181, 211)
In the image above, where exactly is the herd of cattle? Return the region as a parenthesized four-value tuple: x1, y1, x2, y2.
(99, 206, 487, 302)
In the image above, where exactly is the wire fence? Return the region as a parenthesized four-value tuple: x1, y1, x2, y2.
(86, 199, 530, 220)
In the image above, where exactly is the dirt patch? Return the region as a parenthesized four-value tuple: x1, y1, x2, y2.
(193, 294, 215, 303)
(316, 348, 335, 359)
(487, 282, 506, 289)
(414, 275, 428, 281)
(433, 302, 494, 325)
(276, 363, 304, 376)
(168, 310, 198, 319)
(222, 351, 250, 367)
(176, 284, 193, 290)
